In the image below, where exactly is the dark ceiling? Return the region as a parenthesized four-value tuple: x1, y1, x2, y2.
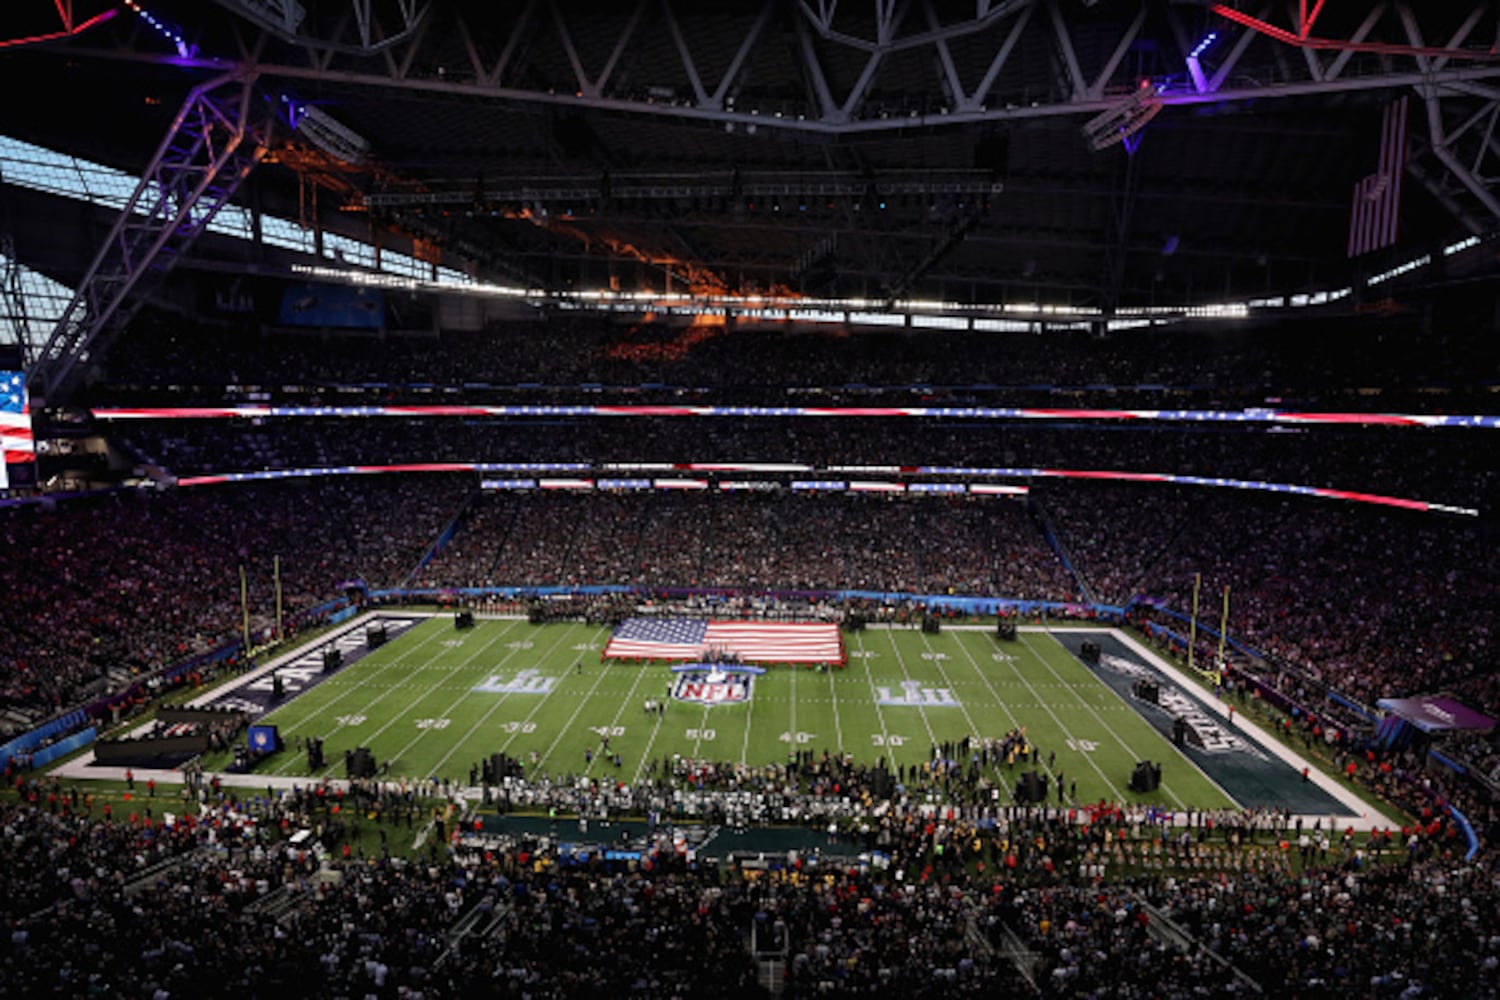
(3, 0, 1499, 310)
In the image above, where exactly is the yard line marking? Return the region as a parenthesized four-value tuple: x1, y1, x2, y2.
(789, 664, 796, 750)
(632, 702, 668, 785)
(260, 617, 490, 748)
(856, 632, 895, 760)
(306, 619, 533, 779)
(581, 659, 655, 778)
(947, 632, 1044, 800)
(690, 704, 712, 759)
(268, 618, 524, 775)
(532, 630, 624, 772)
(739, 671, 755, 766)
(914, 630, 986, 738)
(880, 628, 938, 749)
(1027, 631, 1187, 809)
(993, 631, 1130, 802)
(424, 624, 604, 780)
(827, 664, 845, 755)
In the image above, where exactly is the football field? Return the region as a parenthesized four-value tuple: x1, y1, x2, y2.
(204, 615, 1248, 812)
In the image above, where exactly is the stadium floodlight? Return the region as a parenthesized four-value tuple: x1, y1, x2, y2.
(1083, 83, 1163, 151)
(294, 104, 369, 165)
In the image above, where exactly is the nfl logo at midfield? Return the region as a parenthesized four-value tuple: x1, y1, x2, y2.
(671, 667, 754, 705)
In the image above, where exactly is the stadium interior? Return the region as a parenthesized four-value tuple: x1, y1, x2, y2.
(1, 1, 1499, 996)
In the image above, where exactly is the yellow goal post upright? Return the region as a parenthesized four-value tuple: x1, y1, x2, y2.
(1185, 573, 1228, 687)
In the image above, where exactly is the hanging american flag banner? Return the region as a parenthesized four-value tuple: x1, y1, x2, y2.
(1, 370, 36, 489)
(603, 617, 845, 665)
(1347, 97, 1408, 258)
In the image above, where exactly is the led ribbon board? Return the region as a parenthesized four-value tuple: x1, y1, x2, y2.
(91, 405, 1500, 428)
(168, 463, 1472, 516)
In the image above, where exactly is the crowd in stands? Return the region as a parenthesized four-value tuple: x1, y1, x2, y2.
(414, 491, 1073, 600)
(0, 477, 470, 731)
(2, 757, 1497, 997)
(4, 475, 1495, 757)
(1126, 492, 1497, 714)
(108, 413, 1492, 511)
(3, 305, 1497, 994)
(93, 307, 1498, 411)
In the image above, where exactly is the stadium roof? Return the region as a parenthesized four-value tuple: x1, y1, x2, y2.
(3, 0, 1500, 400)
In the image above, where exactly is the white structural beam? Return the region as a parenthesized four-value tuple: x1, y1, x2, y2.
(31, 73, 271, 405)
(214, 0, 428, 54)
(59, 1, 1500, 135)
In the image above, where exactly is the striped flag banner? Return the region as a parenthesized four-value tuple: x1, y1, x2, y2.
(1348, 97, 1408, 258)
(1, 370, 35, 490)
(603, 617, 845, 664)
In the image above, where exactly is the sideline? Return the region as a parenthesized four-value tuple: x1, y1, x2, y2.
(50, 610, 439, 772)
(45, 617, 1402, 831)
(1110, 628, 1399, 831)
(865, 621, 1399, 830)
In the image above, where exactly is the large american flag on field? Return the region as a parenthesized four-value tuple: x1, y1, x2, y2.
(1348, 97, 1408, 258)
(603, 618, 845, 664)
(1, 370, 35, 488)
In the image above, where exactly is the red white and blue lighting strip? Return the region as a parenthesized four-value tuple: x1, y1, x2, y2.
(91, 404, 1500, 428)
(166, 462, 1475, 516)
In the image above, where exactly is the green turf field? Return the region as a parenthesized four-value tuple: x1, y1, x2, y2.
(208, 616, 1238, 809)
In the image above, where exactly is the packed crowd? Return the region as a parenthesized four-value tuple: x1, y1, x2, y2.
(0, 477, 471, 730)
(414, 491, 1075, 600)
(93, 307, 1498, 411)
(4, 476, 1495, 753)
(12, 222, 1500, 998)
(110, 412, 1491, 510)
(1, 767, 1495, 998)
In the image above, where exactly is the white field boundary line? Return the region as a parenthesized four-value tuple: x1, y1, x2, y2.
(1109, 628, 1399, 830)
(79, 611, 449, 759)
(184, 609, 446, 708)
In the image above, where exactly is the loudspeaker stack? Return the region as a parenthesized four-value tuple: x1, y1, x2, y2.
(1129, 760, 1161, 793)
(345, 746, 377, 779)
(1016, 770, 1046, 804)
